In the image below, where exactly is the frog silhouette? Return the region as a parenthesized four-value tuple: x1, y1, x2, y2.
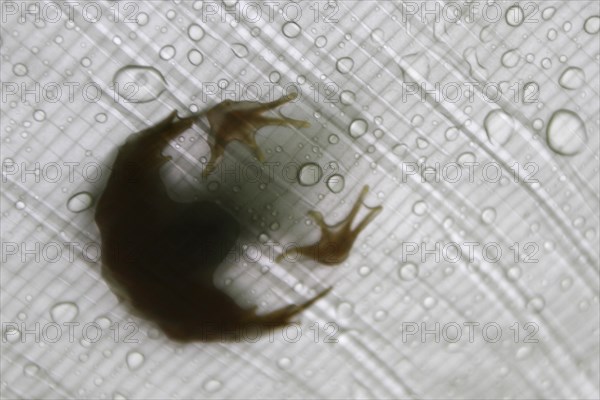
(95, 94, 330, 342)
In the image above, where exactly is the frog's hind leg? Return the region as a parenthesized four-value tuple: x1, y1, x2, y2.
(242, 287, 332, 328)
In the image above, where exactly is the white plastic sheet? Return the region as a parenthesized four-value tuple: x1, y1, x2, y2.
(1, 1, 599, 399)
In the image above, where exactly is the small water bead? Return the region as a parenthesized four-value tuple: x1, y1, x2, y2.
(526, 295, 545, 313)
(80, 57, 92, 67)
(15, 200, 25, 210)
(373, 310, 388, 321)
(358, 265, 371, 276)
(423, 296, 437, 309)
(136, 12, 149, 25)
(95, 113, 107, 123)
(13, 63, 28, 76)
(560, 276, 573, 290)
(126, 351, 145, 370)
(315, 35, 327, 48)
(336, 302, 354, 319)
(412, 201, 427, 216)
(231, 43, 248, 58)
(547, 28, 557, 41)
(506, 266, 522, 281)
(269, 71, 281, 83)
(33, 110, 46, 121)
(328, 134, 339, 144)
(339, 90, 355, 105)
(481, 207, 496, 224)
(541, 58, 552, 69)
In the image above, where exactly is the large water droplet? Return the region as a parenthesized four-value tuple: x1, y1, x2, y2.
(113, 65, 167, 103)
(398, 262, 419, 281)
(159, 45, 176, 60)
(187, 49, 203, 66)
(336, 57, 354, 74)
(505, 5, 524, 26)
(67, 192, 94, 213)
(348, 119, 368, 138)
(282, 22, 301, 38)
(326, 174, 345, 193)
(126, 351, 145, 370)
(501, 49, 520, 68)
(484, 110, 514, 145)
(50, 302, 79, 324)
(584, 16, 600, 34)
(188, 23, 205, 41)
(231, 43, 248, 58)
(558, 67, 585, 89)
(297, 163, 322, 186)
(546, 109, 588, 156)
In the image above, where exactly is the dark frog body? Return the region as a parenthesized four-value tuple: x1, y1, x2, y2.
(95, 96, 330, 342)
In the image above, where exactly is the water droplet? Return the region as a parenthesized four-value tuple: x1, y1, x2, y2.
(348, 119, 368, 138)
(80, 57, 92, 67)
(326, 174, 345, 193)
(370, 28, 385, 43)
(339, 90, 355, 105)
(15, 200, 25, 210)
(505, 5, 524, 26)
(126, 351, 145, 370)
(527, 295, 545, 313)
(67, 192, 94, 213)
(50, 302, 79, 324)
(282, 22, 301, 38)
(358, 265, 371, 276)
(203, 379, 222, 393)
(412, 200, 428, 216)
(33, 109, 46, 121)
(542, 7, 556, 20)
(113, 65, 167, 103)
(445, 127, 459, 141)
(501, 49, 520, 68)
(187, 49, 203, 66)
(547, 28, 558, 41)
(328, 134, 339, 144)
(231, 43, 248, 58)
(506, 266, 522, 281)
(269, 71, 280, 83)
(136, 12, 149, 25)
(159, 45, 176, 60)
(558, 67, 585, 89)
(13, 63, 28, 76)
(423, 296, 437, 309)
(546, 109, 588, 155)
(398, 262, 418, 281)
(416, 138, 429, 149)
(541, 57, 552, 69)
(481, 207, 496, 224)
(277, 357, 292, 369)
(584, 16, 600, 34)
(516, 345, 532, 360)
(297, 163, 322, 186)
(337, 302, 354, 318)
(560, 276, 573, 290)
(23, 363, 40, 377)
(373, 310, 388, 321)
(95, 113, 107, 123)
(188, 24, 205, 41)
(314, 35, 327, 48)
(336, 57, 354, 74)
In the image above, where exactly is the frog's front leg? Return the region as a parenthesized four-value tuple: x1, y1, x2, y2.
(202, 92, 310, 176)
